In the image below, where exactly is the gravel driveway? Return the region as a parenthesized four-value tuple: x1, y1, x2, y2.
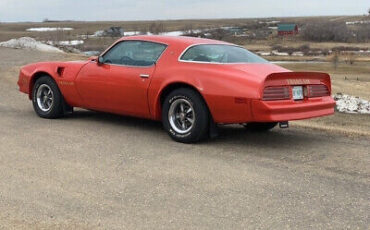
(0, 48, 369, 229)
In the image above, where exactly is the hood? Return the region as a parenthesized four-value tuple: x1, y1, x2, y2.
(22, 60, 88, 70)
(21, 60, 90, 81)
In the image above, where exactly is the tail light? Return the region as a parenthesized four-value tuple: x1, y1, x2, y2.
(307, 85, 330, 97)
(263, 86, 290, 101)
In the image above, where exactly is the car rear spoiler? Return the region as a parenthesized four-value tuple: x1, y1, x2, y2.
(263, 72, 332, 91)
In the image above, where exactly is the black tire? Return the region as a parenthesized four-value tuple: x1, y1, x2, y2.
(162, 88, 209, 143)
(243, 122, 278, 132)
(32, 76, 64, 119)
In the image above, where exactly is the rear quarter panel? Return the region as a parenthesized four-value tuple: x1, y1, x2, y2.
(149, 47, 270, 123)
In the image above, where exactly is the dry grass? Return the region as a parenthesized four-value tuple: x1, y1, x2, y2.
(1, 15, 369, 59)
(279, 61, 370, 74)
(279, 61, 370, 136)
(293, 113, 370, 137)
(279, 62, 370, 100)
(0, 18, 263, 41)
(244, 40, 370, 51)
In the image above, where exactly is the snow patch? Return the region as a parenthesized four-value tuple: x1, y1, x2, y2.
(271, 50, 289, 56)
(92, 30, 105, 37)
(83, 51, 100, 56)
(0, 37, 63, 53)
(26, 27, 74, 32)
(334, 93, 370, 114)
(259, 20, 280, 25)
(161, 31, 184, 36)
(47, 40, 84, 46)
(345, 21, 370, 25)
(92, 30, 191, 37)
(292, 51, 304, 57)
(256, 51, 271, 56)
(122, 31, 185, 36)
(124, 31, 140, 36)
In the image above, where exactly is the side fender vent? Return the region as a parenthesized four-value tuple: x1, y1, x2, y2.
(57, 67, 65, 77)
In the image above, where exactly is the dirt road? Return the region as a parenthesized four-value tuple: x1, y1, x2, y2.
(0, 48, 369, 229)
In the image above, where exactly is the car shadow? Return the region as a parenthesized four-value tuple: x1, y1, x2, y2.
(62, 109, 163, 132)
(62, 109, 323, 151)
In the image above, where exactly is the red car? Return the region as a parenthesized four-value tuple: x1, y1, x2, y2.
(18, 35, 335, 143)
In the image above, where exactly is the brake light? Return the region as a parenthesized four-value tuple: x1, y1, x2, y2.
(263, 86, 290, 101)
(307, 85, 330, 97)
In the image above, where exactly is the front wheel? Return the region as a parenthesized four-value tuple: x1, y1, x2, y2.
(32, 76, 63, 119)
(243, 122, 278, 132)
(162, 88, 209, 143)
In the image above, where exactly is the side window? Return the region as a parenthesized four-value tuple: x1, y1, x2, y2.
(102, 41, 166, 66)
(180, 44, 268, 63)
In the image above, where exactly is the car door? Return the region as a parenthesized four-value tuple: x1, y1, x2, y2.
(75, 40, 167, 118)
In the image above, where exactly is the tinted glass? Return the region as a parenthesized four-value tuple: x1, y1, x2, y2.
(180, 44, 268, 63)
(102, 41, 166, 66)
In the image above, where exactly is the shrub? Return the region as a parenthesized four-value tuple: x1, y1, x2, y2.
(302, 22, 352, 42)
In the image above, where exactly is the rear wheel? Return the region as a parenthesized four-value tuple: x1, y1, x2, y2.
(32, 76, 63, 119)
(162, 88, 209, 143)
(243, 122, 277, 132)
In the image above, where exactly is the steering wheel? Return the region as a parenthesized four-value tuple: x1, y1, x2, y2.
(120, 56, 133, 65)
(219, 53, 227, 63)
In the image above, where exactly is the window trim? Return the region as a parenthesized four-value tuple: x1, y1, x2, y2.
(178, 43, 268, 65)
(100, 40, 168, 68)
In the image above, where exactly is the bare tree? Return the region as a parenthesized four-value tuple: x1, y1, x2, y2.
(332, 51, 339, 70)
(183, 24, 194, 33)
(302, 22, 352, 42)
(132, 25, 138, 35)
(211, 29, 227, 40)
(149, 23, 157, 34)
(148, 22, 166, 35)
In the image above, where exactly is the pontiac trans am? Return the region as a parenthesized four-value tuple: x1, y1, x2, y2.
(17, 35, 335, 143)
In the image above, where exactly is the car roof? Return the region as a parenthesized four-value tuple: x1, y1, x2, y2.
(119, 35, 231, 46)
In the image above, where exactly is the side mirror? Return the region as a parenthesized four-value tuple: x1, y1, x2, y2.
(98, 56, 105, 64)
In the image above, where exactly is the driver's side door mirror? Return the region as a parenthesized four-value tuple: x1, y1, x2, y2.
(88, 56, 104, 65)
(98, 56, 105, 65)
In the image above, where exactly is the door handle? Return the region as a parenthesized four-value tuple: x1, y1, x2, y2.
(140, 74, 150, 79)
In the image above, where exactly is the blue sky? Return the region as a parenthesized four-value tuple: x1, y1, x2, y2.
(0, 0, 369, 22)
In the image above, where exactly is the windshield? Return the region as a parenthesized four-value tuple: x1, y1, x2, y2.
(180, 44, 268, 64)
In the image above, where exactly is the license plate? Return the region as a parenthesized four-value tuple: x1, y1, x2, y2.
(292, 86, 303, 100)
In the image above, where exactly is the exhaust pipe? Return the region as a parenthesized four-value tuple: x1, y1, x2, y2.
(279, 121, 289, 129)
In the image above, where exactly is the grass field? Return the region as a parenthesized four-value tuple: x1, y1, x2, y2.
(1, 15, 369, 56)
(279, 62, 370, 99)
(279, 61, 370, 135)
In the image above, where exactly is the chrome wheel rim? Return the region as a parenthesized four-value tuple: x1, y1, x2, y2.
(168, 98, 195, 134)
(36, 84, 54, 112)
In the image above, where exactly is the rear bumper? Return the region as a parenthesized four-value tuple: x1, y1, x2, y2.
(251, 96, 335, 122)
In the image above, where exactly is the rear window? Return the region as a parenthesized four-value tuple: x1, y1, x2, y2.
(180, 44, 268, 64)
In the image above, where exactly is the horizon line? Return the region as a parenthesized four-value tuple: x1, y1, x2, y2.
(0, 14, 367, 24)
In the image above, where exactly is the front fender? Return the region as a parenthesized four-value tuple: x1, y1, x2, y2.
(19, 61, 87, 106)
